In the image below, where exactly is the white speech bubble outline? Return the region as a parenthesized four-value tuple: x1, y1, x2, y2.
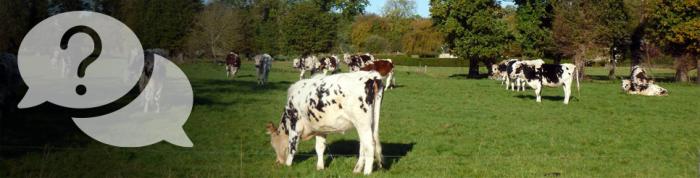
(72, 54, 193, 147)
(17, 11, 144, 109)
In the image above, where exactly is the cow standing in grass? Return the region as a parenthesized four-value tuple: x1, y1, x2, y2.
(265, 71, 385, 175)
(254, 54, 273, 85)
(319, 55, 340, 74)
(621, 66, 668, 96)
(511, 60, 580, 104)
(225, 51, 241, 79)
(360, 59, 395, 90)
(344, 53, 375, 72)
(293, 55, 319, 80)
(492, 59, 526, 91)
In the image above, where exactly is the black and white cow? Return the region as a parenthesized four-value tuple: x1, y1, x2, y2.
(621, 66, 668, 96)
(265, 71, 385, 175)
(293, 55, 318, 80)
(510, 60, 580, 104)
(254, 54, 273, 85)
(344, 53, 375, 72)
(491, 59, 526, 91)
(319, 55, 340, 74)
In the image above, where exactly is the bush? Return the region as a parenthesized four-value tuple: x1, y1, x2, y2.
(375, 55, 468, 67)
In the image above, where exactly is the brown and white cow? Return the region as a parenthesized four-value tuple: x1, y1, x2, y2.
(360, 59, 395, 90)
(510, 60, 580, 104)
(344, 53, 375, 72)
(621, 66, 668, 96)
(265, 71, 385, 175)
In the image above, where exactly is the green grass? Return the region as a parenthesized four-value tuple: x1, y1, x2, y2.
(2, 60, 700, 177)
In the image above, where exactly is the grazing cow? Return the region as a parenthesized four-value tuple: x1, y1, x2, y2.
(254, 54, 273, 85)
(319, 55, 341, 74)
(344, 53, 375, 72)
(360, 59, 395, 90)
(265, 71, 385, 175)
(0, 53, 22, 116)
(621, 66, 668, 96)
(511, 60, 580, 104)
(293, 55, 319, 80)
(225, 51, 241, 79)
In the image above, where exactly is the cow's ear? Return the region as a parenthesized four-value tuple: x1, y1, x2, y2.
(266, 122, 277, 135)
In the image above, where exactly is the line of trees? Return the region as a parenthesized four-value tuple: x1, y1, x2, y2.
(1, 0, 444, 60)
(431, 0, 700, 83)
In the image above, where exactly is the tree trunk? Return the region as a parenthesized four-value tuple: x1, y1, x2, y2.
(608, 46, 618, 80)
(484, 59, 494, 76)
(468, 57, 480, 78)
(608, 60, 616, 80)
(675, 56, 689, 82)
(574, 55, 586, 80)
(697, 58, 700, 84)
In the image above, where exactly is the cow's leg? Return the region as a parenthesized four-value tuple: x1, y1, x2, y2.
(535, 82, 542, 103)
(516, 79, 521, 91)
(354, 126, 374, 175)
(520, 79, 526, 91)
(372, 93, 384, 168)
(285, 131, 299, 166)
(505, 77, 511, 90)
(226, 66, 231, 78)
(299, 70, 305, 80)
(384, 72, 393, 90)
(315, 136, 327, 170)
(563, 80, 572, 104)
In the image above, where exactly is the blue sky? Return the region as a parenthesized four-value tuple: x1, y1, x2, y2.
(365, 0, 515, 18)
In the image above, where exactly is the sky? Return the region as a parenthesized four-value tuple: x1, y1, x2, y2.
(365, 0, 516, 18)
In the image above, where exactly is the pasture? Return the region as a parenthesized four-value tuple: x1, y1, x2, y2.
(2, 60, 700, 177)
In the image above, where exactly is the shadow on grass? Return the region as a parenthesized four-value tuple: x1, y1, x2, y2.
(448, 73, 490, 80)
(515, 95, 580, 102)
(298, 140, 415, 170)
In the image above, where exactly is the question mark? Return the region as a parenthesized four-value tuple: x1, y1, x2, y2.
(60, 25, 102, 96)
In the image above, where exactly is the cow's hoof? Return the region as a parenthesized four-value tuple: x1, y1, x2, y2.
(316, 165, 324, 170)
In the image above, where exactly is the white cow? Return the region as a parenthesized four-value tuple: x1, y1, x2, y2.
(621, 66, 668, 96)
(254, 54, 273, 85)
(265, 71, 385, 175)
(511, 60, 580, 104)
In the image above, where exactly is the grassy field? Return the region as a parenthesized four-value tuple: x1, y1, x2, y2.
(2, 60, 700, 177)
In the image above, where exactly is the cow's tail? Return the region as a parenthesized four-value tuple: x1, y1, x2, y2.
(369, 77, 384, 168)
(575, 65, 581, 101)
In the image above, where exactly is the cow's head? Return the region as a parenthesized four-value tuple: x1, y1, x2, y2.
(265, 122, 289, 164)
(621, 79, 632, 91)
(343, 53, 352, 64)
(509, 62, 524, 79)
(292, 58, 301, 69)
(490, 64, 500, 78)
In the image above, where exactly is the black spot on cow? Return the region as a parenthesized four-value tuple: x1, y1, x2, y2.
(497, 63, 508, 72)
(521, 65, 539, 81)
(314, 83, 330, 113)
(364, 79, 382, 105)
(506, 60, 518, 75)
(540, 64, 563, 83)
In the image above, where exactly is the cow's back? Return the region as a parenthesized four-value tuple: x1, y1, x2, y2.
(286, 71, 383, 134)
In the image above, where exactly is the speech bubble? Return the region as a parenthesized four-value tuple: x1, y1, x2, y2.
(18, 11, 143, 108)
(72, 54, 193, 147)
(17, 11, 193, 147)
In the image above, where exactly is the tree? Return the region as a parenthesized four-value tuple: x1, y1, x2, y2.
(116, 0, 201, 52)
(281, 1, 338, 55)
(185, 2, 243, 58)
(648, 0, 700, 83)
(431, 0, 512, 78)
(402, 19, 444, 56)
(382, 0, 417, 52)
(552, 0, 600, 78)
(596, 0, 630, 80)
(382, 0, 417, 18)
(514, 0, 554, 59)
